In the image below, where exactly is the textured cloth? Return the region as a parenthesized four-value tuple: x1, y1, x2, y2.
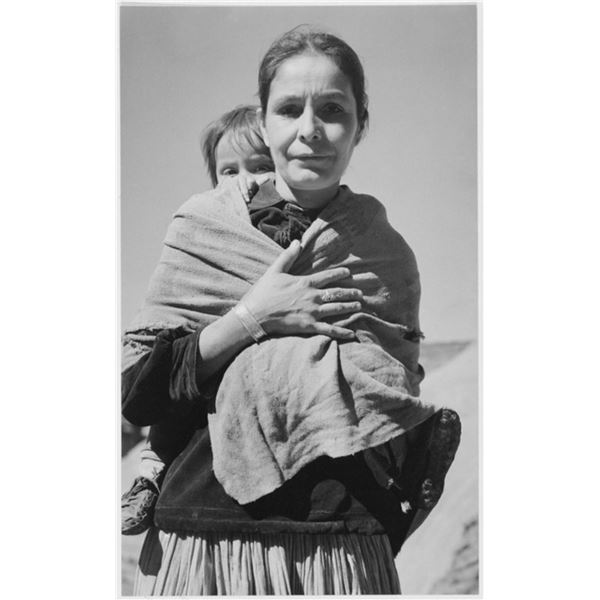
(124, 189, 317, 476)
(249, 198, 319, 248)
(134, 528, 401, 595)
(124, 334, 421, 552)
(122, 328, 211, 427)
(123, 182, 435, 504)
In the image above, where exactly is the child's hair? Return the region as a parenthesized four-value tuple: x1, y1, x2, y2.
(200, 105, 270, 187)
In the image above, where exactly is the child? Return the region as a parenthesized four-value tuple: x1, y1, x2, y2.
(121, 105, 274, 535)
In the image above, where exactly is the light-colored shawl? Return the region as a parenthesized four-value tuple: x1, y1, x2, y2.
(123, 183, 436, 504)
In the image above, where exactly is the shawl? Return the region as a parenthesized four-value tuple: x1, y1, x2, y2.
(122, 182, 436, 504)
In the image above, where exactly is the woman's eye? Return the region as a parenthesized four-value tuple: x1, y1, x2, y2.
(253, 164, 274, 174)
(278, 105, 302, 118)
(321, 103, 344, 116)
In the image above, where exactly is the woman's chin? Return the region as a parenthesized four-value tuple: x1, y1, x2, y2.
(287, 172, 336, 191)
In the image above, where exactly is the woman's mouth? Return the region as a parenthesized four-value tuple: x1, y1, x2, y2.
(292, 154, 332, 161)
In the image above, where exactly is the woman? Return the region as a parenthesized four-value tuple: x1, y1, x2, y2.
(122, 26, 460, 595)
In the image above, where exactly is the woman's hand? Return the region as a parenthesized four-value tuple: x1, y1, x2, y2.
(197, 238, 360, 383)
(241, 240, 362, 340)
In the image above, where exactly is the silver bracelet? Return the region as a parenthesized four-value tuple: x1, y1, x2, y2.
(232, 302, 267, 343)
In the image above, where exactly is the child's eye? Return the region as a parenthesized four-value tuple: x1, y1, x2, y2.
(221, 168, 238, 177)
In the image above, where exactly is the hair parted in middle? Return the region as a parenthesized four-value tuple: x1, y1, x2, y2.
(258, 25, 369, 141)
(200, 105, 270, 187)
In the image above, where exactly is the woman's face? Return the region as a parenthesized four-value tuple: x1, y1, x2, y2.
(261, 53, 360, 207)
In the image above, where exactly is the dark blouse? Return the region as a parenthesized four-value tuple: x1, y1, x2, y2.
(122, 182, 415, 554)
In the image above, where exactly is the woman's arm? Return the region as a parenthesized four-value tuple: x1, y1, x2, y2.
(123, 239, 364, 425)
(122, 328, 208, 426)
(195, 311, 253, 383)
(195, 239, 363, 382)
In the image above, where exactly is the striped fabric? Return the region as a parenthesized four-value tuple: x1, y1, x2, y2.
(134, 529, 401, 596)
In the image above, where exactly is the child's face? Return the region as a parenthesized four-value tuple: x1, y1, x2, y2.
(214, 132, 274, 185)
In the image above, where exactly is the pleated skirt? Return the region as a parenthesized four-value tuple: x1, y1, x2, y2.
(133, 529, 401, 596)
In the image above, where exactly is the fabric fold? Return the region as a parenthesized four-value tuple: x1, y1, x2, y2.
(122, 182, 436, 505)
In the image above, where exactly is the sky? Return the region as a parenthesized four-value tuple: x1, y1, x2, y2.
(120, 3, 477, 342)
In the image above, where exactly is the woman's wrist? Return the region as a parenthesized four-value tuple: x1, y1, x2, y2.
(196, 311, 254, 382)
(232, 302, 268, 342)
(201, 311, 254, 353)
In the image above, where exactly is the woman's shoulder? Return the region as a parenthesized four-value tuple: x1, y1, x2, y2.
(335, 186, 391, 228)
(339, 186, 416, 254)
(339, 185, 388, 215)
(174, 181, 248, 222)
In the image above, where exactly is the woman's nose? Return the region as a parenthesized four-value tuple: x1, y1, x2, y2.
(298, 109, 321, 142)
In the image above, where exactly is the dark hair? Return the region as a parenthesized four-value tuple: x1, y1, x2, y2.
(200, 105, 271, 186)
(258, 25, 369, 140)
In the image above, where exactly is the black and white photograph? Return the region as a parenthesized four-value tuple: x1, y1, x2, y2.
(6, 1, 600, 599)
(119, 2, 478, 595)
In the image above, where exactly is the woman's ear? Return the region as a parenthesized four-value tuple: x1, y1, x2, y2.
(257, 108, 270, 148)
(354, 124, 364, 146)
